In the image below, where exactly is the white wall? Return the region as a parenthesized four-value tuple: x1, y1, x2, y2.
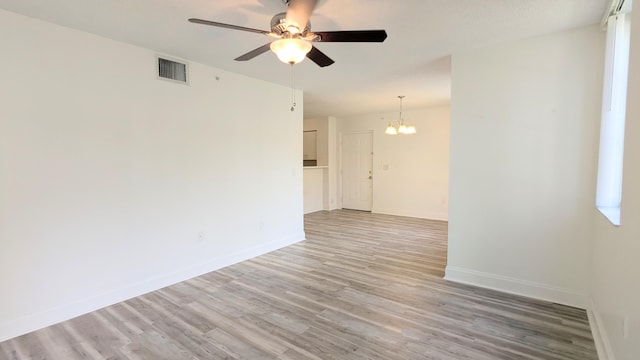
(326, 116, 338, 210)
(303, 118, 328, 166)
(338, 106, 450, 220)
(0, 9, 304, 341)
(303, 168, 324, 214)
(590, 7, 640, 360)
(446, 25, 604, 308)
(303, 116, 339, 211)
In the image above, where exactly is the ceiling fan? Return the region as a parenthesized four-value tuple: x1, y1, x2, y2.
(188, 0, 387, 67)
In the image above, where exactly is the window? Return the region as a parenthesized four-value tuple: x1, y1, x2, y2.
(596, 4, 632, 226)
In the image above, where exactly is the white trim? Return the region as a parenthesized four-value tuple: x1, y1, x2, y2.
(601, 0, 633, 28)
(0, 232, 305, 342)
(597, 206, 621, 226)
(337, 131, 343, 210)
(588, 299, 616, 360)
(372, 207, 448, 221)
(444, 266, 587, 308)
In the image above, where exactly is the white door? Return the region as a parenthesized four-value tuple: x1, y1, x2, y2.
(341, 132, 373, 211)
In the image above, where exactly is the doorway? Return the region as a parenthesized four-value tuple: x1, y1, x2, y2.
(341, 131, 373, 211)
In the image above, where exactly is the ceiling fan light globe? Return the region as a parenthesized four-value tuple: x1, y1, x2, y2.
(270, 38, 312, 64)
(385, 125, 398, 135)
(405, 125, 416, 134)
(398, 124, 408, 134)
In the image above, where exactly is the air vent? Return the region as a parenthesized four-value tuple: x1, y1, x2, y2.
(157, 57, 188, 84)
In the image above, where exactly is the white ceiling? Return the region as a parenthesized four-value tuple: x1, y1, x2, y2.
(0, 0, 608, 118)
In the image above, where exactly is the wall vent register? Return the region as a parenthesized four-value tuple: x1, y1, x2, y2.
(157, 57, 188, 84)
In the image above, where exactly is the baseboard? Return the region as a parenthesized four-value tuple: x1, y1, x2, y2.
(324, 204, 340, 211)
(588, 298, 615, 360)
(372, 207, 448, 221)
(0, 232, 305, 343)
(444, 266, 587, 308)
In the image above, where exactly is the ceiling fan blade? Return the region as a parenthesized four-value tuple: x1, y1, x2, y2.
(314, 30, 388, 43)
(188, 18, 269, 35)
(285, 0, 318, 33)
(234, 43, 273, 61)
(306, 46, 334, 67)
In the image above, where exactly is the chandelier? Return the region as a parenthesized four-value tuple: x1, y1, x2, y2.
(385, 96, 416, 135)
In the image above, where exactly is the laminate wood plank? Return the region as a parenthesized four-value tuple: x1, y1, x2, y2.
(0, 210, 597, 359)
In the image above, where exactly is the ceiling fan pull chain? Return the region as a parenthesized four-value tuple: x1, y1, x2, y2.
(290, 64, 296, 111)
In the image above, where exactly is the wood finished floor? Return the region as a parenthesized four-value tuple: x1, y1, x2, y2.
(0, 210, 597, 360)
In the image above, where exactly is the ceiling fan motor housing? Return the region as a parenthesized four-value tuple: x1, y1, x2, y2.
(270, 12, 311, 36)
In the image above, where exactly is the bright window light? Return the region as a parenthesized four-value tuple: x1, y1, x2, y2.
(596, 11, 632, 226)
